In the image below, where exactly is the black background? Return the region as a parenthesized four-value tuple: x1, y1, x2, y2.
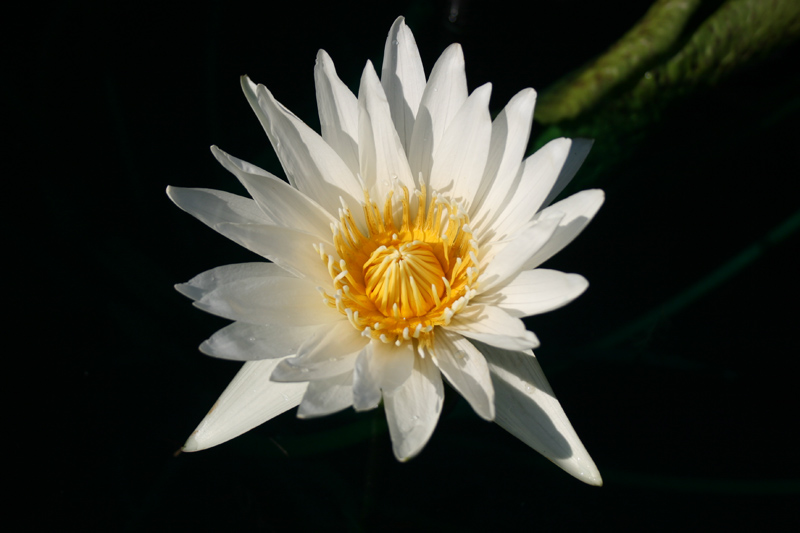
(23, 0, 799, 530)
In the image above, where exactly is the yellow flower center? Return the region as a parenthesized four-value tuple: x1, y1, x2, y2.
(315, 185, 479, 349)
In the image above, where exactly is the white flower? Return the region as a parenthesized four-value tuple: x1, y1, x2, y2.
(168, 17, 604, 485)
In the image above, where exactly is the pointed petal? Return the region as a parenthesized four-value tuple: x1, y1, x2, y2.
(185, 271, 339, 327)
(167, 185, 272, 228)
(476, 269, 588, 318)
(182, 359, 308, 452)
(542, 138, 594, 208)
(486, 138, 573, 241)
(314, 49, 360, 176)
(429, 83, 492, 206)
(381, 16, 426, 153)
(271, 320, 368, 381)
(443, 304, 539, 351)
(241, 76, 362, 215)
(479, 342, 602, 486)
(433, 330, 495, 420)
(384, 353, 444, 461)
(357, 61, 415, 198)
(211, 146, 335, 240)
(199, 321, 322, 361)
(407, 44, 468, 182)
(297, 371, 354, 418)
(175, 262, 292, 302)
(470, 88, 537, 220)
(479, 211, 564, 293)
(214, 222, 332, 286)
(522, 189, 605, 270)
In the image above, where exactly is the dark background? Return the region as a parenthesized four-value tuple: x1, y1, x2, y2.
(25, 0, 798, 530)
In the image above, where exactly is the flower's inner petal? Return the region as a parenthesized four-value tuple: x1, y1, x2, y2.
(383, 352, 444, 461)
(381, 16, 426, 153)
(470, 88, 537, 221)
(428, 83, 492, 208)
(297, 371, 354, 419)
(357, 61, 416, 200)
(407, 43, 468, 185)
(315, 49, 360, 177)
(432, 330, 495, 421)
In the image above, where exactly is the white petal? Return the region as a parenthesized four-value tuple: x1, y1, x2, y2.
(314, 49, 360, 176)
(357, 61, 415, 198)
(214, 222, 333, 286)
(485, 138, 573, 241)
(522, 189, 605, 270)
(352, 344, 382, 411)
(443, 304, 539, 351)
(175, 262, 292, 302)
(479, 211, 564, 293)
(199, 321, 322, 361)
(429, 83, 492, 206)
(476, 269, 588, 318)
(407, 44, 468, 182)
(240, 76, 362, 216)
(211, 146, 335, 240)
(381, 16, 426, 153)
(470, 88, 537, 221)
(541, 138, 594, 208)
(271, 319, 368, 381)
(166, 186, 272, 228)
(184, 272, 339, 326)
(479, 342, 602, 486)
(297, 371, 354, 418)
(384, 353, 444, 461)
(182, 359, 308, 452)
(433, 330, 495, 421)
(353, 340, 415, 390)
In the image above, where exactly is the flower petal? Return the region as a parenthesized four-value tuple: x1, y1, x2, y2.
(297, 371, 354, 419)
(444, 304, 539, 351)
(182, 359, 308, 452)
(479, 211, 564, 293)
(470, 88, 537, 220)
(211, 146, 335, 240)
(475, 269, 589, 318)
(180, 267, 339, 326)
(199, 321, 322, 361)
(241, 76, 362, 216)
(432, 330, 495, 421)
(541, 138, 594, 208)
(478, 342, 603, 486)
(214, 222, 332, 286)
(175, 262, 293, 301)
(314, 49, 360, 177)
(357, 61, 416, 198)
(352, 344, 382, 411)
(484, 138, 573, 241)
(271, 319, 368, 381)
(384, 353, 444, 461)
(381, 16, 426, 153)
(407, 43, 468, 182)
(522, 189, 605, 270)
(429, 83, 492, 206)
(166, 185, 272, 228)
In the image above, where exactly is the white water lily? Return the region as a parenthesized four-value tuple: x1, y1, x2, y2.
(168, 17, 604, 485)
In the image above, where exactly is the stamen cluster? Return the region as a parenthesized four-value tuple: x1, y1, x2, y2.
(314, 185, 479, 349)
